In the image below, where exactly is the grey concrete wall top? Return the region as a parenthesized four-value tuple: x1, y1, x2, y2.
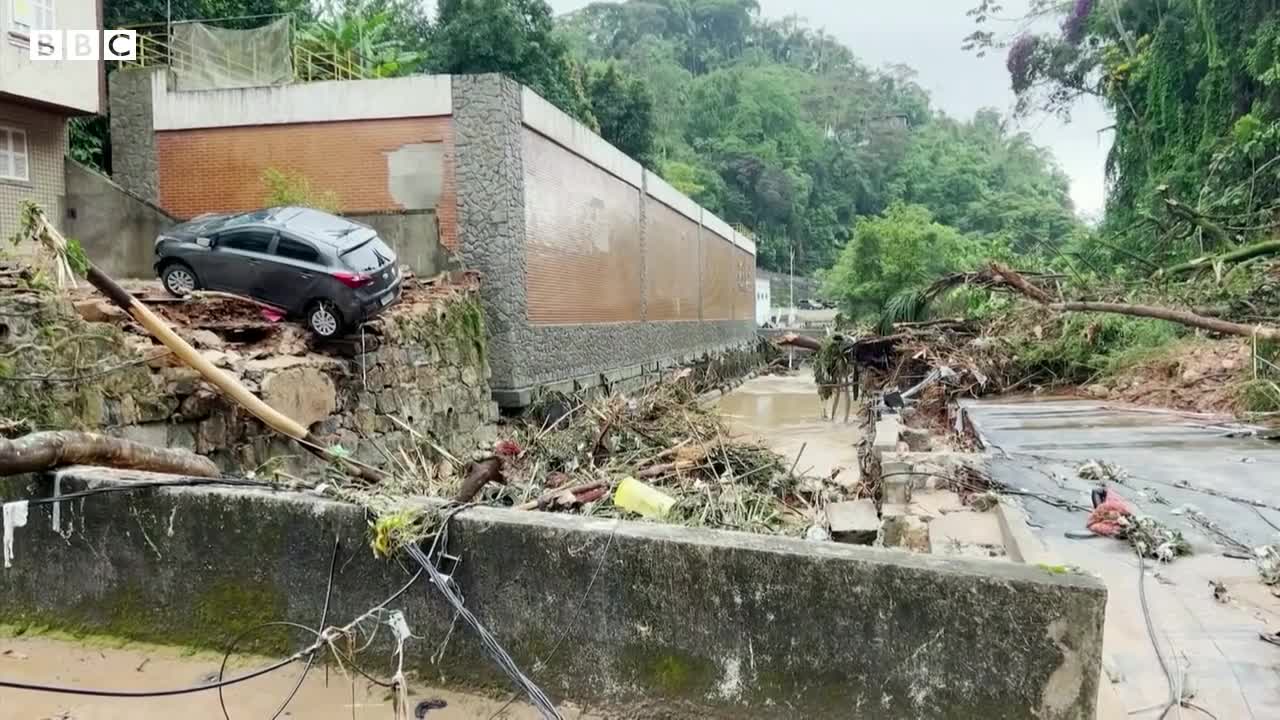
(345, 210, 459, 279)
(64, 158, 177, 279)
(0, 468, 1106, 719)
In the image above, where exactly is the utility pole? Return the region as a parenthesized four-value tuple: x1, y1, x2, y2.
(788, 241, 795, 370)
(788, 243, 796, 327)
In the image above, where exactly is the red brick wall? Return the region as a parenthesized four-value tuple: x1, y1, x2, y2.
(155, 117, 457, 248)
(645, 199, 701, 322)
(700, 232, 735, 321)
(523, 129, 644, 325)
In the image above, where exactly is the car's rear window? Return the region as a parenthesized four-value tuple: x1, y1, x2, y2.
(341, 237, 395, 272)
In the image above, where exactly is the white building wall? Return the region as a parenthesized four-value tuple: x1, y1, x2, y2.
(0, 0, 101, 113)
(755, 278, 771, 326)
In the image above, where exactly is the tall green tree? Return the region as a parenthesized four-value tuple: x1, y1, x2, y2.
(821, 203, 991, 322)
(433, 0, 595, 126)
(562, 2, 1081, 276)
(968, 0, 1280, 269)
(587, 63, 657, 164)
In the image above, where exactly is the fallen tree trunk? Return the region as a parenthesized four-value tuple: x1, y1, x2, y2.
(1160, 240, 1280, 277)
(1051, 300, 1280, 340)
(776, 333, 822, 352)
(990, 262, 1280, 341)
(0, 431, 220, 478)
(455, 456, 504, 503)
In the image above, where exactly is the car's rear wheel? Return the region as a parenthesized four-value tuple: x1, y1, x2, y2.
(306, 300, 343, 338)
(161, 263, 199, 297)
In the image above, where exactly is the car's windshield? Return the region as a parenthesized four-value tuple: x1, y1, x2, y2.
(340, 237, 395, 272)
(187, 210, 271, 234)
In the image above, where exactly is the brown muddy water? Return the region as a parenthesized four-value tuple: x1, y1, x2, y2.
(0, 635, 600, 719)
(717, 370, 862, 484)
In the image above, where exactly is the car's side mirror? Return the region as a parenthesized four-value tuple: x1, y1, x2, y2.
(196, 236, 213, 248)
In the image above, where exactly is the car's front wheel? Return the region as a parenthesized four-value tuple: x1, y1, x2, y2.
(161, 263, 199, 297)
(306, 300, 343, 338)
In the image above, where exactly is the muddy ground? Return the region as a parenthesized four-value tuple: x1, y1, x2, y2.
(0, 634, 599, 719)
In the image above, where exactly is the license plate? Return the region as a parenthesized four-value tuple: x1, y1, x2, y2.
(380, 292, 395, 306)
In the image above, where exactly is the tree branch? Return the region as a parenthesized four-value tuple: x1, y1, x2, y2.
(0, 431, 220, 478)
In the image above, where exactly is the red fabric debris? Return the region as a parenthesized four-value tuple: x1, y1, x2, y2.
(1087, 490, 1133, 537)
(494, 439, 521, 457)
(261, 308, 284, 323)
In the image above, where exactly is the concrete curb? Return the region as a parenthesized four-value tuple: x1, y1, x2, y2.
(995, 499, 1053, 566)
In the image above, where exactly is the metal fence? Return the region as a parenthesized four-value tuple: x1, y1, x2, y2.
(117, 14, 369, 85)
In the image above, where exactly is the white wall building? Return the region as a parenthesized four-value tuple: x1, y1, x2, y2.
(754, 277, 771, 326)
(0, 0, 103, 239)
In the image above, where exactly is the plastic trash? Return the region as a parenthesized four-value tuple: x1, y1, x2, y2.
(613, 477, 676, 519)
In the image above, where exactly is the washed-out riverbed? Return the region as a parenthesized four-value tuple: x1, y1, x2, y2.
(717, 369, 862, 485)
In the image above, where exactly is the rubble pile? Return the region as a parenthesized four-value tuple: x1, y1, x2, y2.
(1, 269, 497, 473)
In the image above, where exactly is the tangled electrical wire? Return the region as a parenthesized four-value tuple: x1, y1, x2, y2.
(407, 504, 564, 720)
(0, 533, 425, 719)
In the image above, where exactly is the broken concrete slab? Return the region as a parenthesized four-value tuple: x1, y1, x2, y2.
(260, 365, 338, 429)
(881, 514, 931, 553)
(873, 414, 903, 452)
(826, 499, 879, 545)
(929, 512, 1006, 558)
(2, 467, 1108, 720)
(908, 489, 968, 518)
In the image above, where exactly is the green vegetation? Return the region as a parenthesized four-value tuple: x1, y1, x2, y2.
(559, 1, 1080, 282)
(261, 168, 341, 213)
(968, 0, 1280, 272)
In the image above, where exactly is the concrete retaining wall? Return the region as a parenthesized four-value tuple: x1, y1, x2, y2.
(64, 158, 177, 278)
(346, 210, 460, 280)
(0, 468, 1106, 719)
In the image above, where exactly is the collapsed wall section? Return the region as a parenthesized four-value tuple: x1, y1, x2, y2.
(0, 284, 494, 474)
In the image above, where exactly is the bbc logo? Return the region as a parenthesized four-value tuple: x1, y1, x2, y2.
(30, 30, 137, 61)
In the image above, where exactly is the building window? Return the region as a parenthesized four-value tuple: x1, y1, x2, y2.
(0, 127, 29, 182)
(10, 0, 56, 33)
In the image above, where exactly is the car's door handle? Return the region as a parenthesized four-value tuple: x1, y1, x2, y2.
(298, 273, 312, 280)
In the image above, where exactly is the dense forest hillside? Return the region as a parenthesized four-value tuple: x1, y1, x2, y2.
(559, 1, 1082, 287)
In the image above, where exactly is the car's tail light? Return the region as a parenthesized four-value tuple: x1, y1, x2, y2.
(333, 271, 374, 289)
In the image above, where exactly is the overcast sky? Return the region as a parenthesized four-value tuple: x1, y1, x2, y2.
(542, 0, 1113, 216)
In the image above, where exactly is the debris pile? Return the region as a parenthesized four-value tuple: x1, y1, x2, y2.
(351, 377, 852, 538)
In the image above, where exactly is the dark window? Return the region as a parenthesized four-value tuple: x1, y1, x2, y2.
(218, 230, 273, 254)
(275, 237, 320, 263)
(341, 237, 396, 272)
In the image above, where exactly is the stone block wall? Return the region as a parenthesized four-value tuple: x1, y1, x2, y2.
(0, 290, 496, 474)
(452, 75, 759, 406)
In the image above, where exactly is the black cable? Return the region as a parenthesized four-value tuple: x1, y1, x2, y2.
(0, 651, 303, 697)
(267, 536, 341, 720)
(2, 552, 423, 703)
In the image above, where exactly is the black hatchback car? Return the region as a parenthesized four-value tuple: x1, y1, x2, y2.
(153, 207, 402, 337)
